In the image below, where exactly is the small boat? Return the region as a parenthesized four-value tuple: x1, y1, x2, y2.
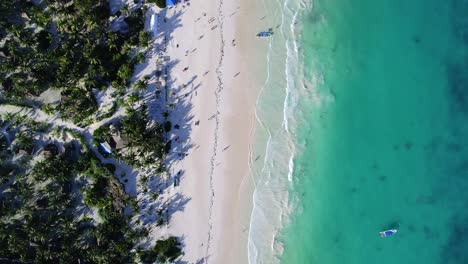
(380, 229, 397, 237)
(256, 31, 273, 38)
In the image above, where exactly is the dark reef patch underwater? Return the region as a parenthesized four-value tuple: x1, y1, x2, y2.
(280, 0, 468, 263)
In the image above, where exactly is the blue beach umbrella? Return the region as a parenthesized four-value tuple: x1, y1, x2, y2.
(166, 0, 176, 6)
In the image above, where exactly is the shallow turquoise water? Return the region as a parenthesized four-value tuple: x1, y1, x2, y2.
(281, 0, 468, 263)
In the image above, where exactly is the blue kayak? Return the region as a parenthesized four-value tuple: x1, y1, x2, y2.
(256, 30, 273, 38)
(380, 229, 397, 237)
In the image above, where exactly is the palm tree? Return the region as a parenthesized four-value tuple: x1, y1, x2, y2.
(138, 31, 151, 47)
(15, 131, 33, 153)
(83, 19, 98, 34)
(127, 93, 140, 105)
(133, 79, 147, 91)
(117, 63, 133, 84)
(4, 112, 15, 123)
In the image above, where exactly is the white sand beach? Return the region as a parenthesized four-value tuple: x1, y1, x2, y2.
(142, 0, 269, 263)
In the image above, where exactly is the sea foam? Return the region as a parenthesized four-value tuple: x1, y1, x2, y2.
(247, 0, 311, 262)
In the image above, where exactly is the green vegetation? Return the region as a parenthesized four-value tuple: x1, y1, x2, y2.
(57, 87, 98, 125)
(138, 237, 183, 263)
(14, 131, 33, 153)
(93, 123, 113, 144)
(134, 77, 149, 91)
(97, 101, 119, 121)
(83, 159, 127, 215)
(0, 0, 148, 120)
(139, 31, 152, 47)
(0, 0, 184, 261)
(147, 0, 167, 9)
(119, 105, 168, 167)
(122, 106, 164, 151)
(0, 118, 169, 262)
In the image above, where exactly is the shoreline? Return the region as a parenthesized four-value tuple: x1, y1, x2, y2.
(244, 0, 307, 262)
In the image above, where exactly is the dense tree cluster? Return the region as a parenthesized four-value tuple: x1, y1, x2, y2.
(57, 87, 98, 125)
(119, 104, 170, 168)
(138, 237, 183, 263)
(0, 155, 144, 263)
(0, 0, 147, 120)
(0, 0, 184, 262)
(0, 126, 180, 263)
(93, 103, 170, 168)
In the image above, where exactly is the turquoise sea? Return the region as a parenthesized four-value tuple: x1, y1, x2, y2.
(276, 0, 468, 263)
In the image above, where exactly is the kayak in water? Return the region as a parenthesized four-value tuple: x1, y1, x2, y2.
(256, 28, 274, 38)
(380, 229, 397, 237)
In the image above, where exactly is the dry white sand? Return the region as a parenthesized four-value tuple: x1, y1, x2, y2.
(144, 0, 269, 263)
